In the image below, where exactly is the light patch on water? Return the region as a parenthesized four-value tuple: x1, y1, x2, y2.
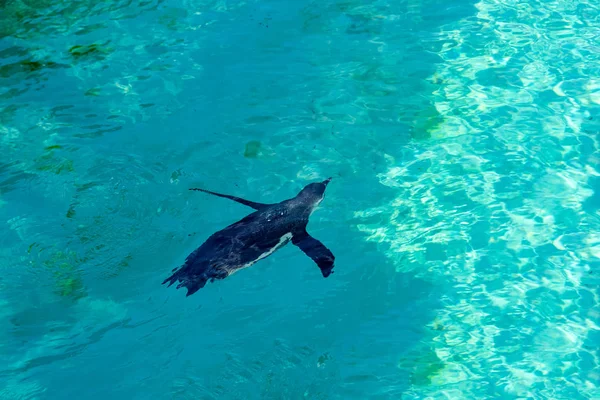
(355, 0, 600, 398)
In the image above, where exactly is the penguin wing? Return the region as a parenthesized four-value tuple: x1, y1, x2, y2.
(189, 187, 271, 210)
(292, 229, 335, 277)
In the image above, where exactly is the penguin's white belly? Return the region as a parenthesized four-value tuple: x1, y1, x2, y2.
(230, 232, 293, 275)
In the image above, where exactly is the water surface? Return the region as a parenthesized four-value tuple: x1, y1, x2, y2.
(1, 0, 599, 398)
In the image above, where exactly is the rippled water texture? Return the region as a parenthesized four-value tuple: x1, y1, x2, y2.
(1, 0, 599, 398)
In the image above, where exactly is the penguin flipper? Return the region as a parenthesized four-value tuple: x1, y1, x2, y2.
(189, 187, 270, 210)
(292, 230, 335, 277)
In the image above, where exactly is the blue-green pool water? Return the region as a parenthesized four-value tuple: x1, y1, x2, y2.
(1, 0, 599, 398)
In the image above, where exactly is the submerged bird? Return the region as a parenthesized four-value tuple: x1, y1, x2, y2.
(163, 178, 335, 296)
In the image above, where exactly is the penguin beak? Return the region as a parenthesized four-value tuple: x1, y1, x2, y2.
(323, 177, 332, 186)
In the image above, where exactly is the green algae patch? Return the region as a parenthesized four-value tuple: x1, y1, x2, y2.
(35, 146, 75, 175)
(398, 344, 445, 386)
(66, 203, 77, 219)
(0, 104, 20, 124)
(68, 42, 113, 60)
(28, 242, 40, 255)
(56, 276, 85, 298)
(35, 154, 74, 174)
(244, 140, 262, 158)
(411, 103, 445, 141)
(158, 7, 188, 31)
(0, 59, 65, 78)
(42, 250, 88, 300)
(411, 351, 445, 386)
(20, 60, 44, 71)
(170, 169, 182, 184)
(84, 87, 101, 97)
(0, 88, 27, 100)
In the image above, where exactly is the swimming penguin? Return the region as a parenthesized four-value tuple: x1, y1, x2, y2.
(163, 178, 335, 296)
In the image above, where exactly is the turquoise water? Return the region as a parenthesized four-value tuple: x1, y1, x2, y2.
(1, 0, 600, 398)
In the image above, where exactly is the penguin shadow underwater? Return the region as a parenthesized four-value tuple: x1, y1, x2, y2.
(163, 178, 335, 296)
